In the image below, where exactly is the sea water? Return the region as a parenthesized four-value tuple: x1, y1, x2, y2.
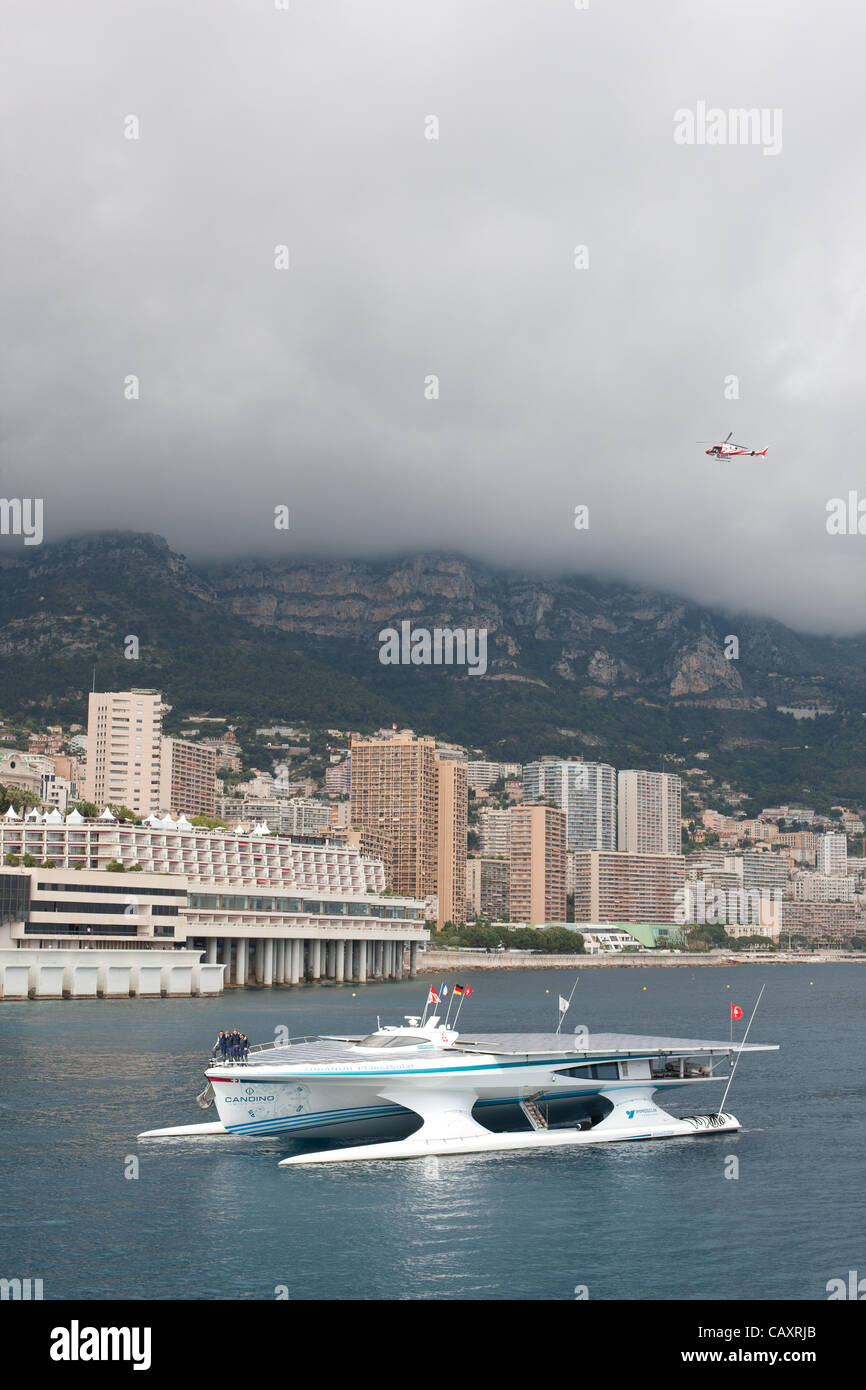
(1, 963, 863, 1301)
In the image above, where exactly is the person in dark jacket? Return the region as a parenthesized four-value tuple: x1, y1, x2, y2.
(211, 1030, 225, 1061)
(229, 1029, 241, 1061)
(240, 1032, 250, 1061)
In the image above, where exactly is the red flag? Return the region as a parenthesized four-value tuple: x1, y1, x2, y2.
(428, 988, 439, 1004)
(730, 1004, 743, 1021)
(464, 987, 473, 997)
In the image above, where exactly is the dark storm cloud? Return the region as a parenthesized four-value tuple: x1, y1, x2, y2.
(4, 0, 866, 632)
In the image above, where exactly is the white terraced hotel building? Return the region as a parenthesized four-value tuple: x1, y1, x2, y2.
(0, 809, 428, 998)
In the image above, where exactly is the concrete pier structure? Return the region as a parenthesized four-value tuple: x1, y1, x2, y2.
(0, 948, 224, 1000)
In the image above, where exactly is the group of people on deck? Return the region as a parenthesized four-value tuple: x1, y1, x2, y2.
(211, 1028, 249, 1062)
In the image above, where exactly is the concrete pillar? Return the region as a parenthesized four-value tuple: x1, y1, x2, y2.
(254, 939, 264, 984)
(410, 942, 418, 979)
(326, 940, 336, 980)
(311, 939, 321, 982)
(263, 938, 274, 987)
(374, 941, 383, 978)
(290, 939, 300, 985)
(358, 940, 367, 983)
(278, 939, 287, 984)
(234, 938, 247, 988)
(335, 939, 345, 983)
(347, 941, 356, 982)
(396, 942, 404, 979)
(206, 938, 218, 965)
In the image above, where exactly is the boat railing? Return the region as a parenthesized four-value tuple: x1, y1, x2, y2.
(209, 1037, 320, 1065)
(248, 1037, 320, 1052)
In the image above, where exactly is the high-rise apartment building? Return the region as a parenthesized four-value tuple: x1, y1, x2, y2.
(465, 857, 510, 921)
(159, 737, 217, 817)
(435, 759, 467, 928)
(84, 691, 165, 817)
(350, 733, 437, 897)
(740, 851, 788, 896)
(477, 807, 512, 858)
(571, 850, 685, 924)
(349, 732, 467, 926)
(508, 805, 567, 924)
(791, 873, 855, 903)
(617, 770, 682, 856)
(817, 833, 848, 876)
(523, 759, 616, 851)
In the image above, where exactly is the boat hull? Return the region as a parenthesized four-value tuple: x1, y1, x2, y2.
(279, 1112, 741, 1165)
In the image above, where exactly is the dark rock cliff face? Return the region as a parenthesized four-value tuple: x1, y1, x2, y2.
(0, 534, 860, 709)
(202, 551, 844, 711)
(2, 533, 866, 805)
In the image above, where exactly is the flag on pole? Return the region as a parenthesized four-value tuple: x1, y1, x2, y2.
(559, 995, 570, 1015)
(464, 987, 473, 997)
(730, 1003, 743, 1020)
(439, 982, 449, 997)
(428, 988, 439, 1004)
(452, 984, 464, 995)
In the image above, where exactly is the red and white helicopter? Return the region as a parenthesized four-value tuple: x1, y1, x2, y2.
(699, 431, 768, 459)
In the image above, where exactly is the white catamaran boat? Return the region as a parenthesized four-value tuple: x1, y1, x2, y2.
(139, 995, 778, 1165)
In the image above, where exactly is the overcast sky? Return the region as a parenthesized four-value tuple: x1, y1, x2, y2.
(3, 0, 866, 633)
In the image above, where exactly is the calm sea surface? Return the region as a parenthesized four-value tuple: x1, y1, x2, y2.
(2, 964, 863, 1301)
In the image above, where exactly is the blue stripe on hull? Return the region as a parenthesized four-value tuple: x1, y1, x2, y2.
(223, 1090, 603, 1137)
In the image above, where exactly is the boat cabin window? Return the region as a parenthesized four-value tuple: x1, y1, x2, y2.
(556, 1062, 620, 1080)
(359, 1033, 430, 1048)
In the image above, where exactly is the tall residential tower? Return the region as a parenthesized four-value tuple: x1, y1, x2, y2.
(84, 690, 165, 817)
(617, 770, 682, 856)
(523, 759, 616, 851)
(349, 732, 467, 926)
